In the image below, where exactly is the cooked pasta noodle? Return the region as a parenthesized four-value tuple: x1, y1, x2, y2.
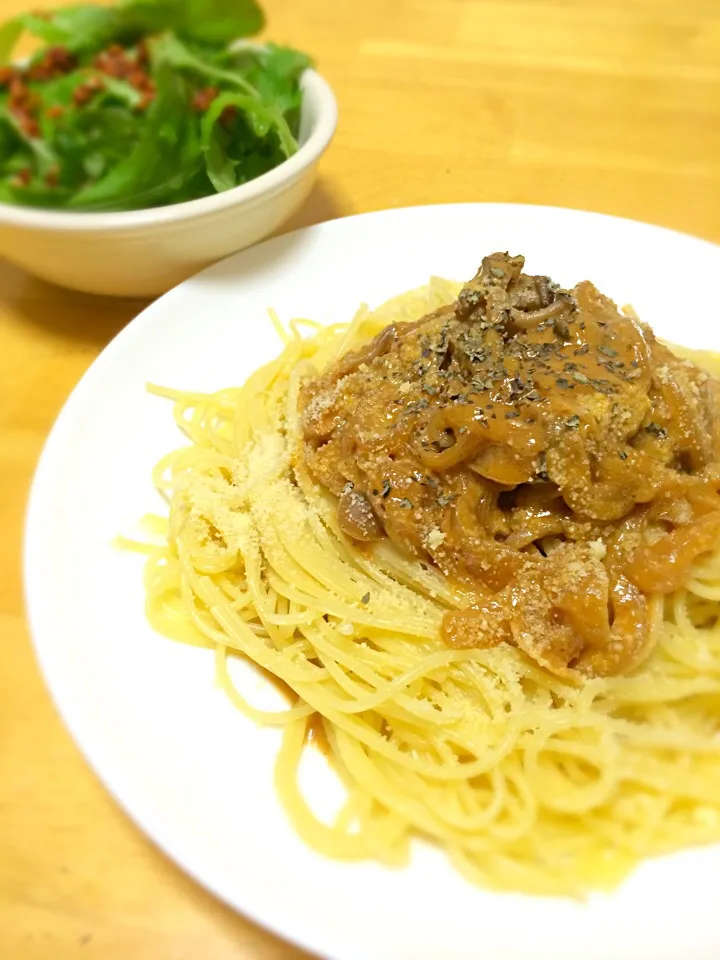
(138, 275, 720, 896)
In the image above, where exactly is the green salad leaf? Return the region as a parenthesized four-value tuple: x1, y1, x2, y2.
(0, 19, 23, 64)
(149, 31, 257, 93)
(232, 43, 312, 117)
(0, 0, 313, 213)
(1, 0, 265, 60)
(15, 9, 127, 54)
(200, 90, 291, 192)
(121, 0, 265, 45)
(150, 33, 298, 154)
(68, 65, 203, 210)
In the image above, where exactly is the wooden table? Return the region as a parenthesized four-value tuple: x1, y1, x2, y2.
(2, 0, 719, 956)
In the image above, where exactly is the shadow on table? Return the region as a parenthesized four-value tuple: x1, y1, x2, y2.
(0, 257, 148, 350)
(278, 177, 352, 235)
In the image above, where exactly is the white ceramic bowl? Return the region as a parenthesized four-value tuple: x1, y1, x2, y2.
(0, 70, 337, 297)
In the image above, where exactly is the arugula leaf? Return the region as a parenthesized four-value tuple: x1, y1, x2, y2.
(229, 43, 311, 136)
(232, 43, 312, 116)
(178, 0, 264, 44)
(0, 18, 23, 64)
(93, 74, 144, 110)
(0, 0, 264, 60)
(200, 91, 289, 192)
(0, 103, 59, 176)
(27, 70, 142, 184)
(0, 113, 20, 155)
(120, 0, 264, 45)
(30, 68, 142, 113)
(68, 64, 204, 210)
(149, 32, 257, 95)
(202, 92, 273, 141)
(151, 33, 298, 155)
(203, 123, 236, 192)
(31, 71, 85, 110)
(16, 8, 126, 53)
(200, 93, 258, 192)
(53, 106, 142, 188)
(0, 109, 26, 188)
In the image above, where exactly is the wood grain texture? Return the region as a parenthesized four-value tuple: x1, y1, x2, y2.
(1, 0, 719, 956)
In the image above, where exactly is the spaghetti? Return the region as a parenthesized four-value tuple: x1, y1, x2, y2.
(139, 268, 720, 896)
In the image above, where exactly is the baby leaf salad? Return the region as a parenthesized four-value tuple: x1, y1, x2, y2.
(0, 0, 313, 211)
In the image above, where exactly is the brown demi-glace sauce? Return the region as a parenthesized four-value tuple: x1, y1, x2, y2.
(298, 254, 720, 679)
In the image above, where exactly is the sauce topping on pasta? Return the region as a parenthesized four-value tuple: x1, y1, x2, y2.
(299, 254, 720, 678)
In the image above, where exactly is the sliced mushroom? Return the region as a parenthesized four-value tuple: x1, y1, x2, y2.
(337, 488, 383, 541)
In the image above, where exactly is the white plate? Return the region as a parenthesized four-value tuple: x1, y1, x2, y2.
(24, 204, 720, 960)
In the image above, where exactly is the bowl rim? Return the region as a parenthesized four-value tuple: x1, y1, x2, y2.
(0, 68, 337, 232)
